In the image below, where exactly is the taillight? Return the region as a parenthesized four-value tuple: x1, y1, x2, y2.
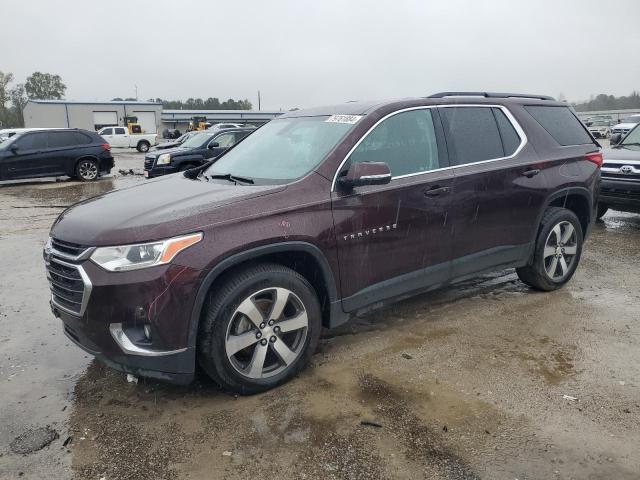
(102, 143, 111, 151)
(585, 152, 603, 168)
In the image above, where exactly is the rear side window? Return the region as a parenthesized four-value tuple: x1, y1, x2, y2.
(16, 132, 48, 150)
(114, 127, 127, 135)
(525, 106, 592, 146)
(493, 108, 521, 156)
(439, 107, 504, 165)
(349, 109, 441, 177)
(48, 132, 81, 148)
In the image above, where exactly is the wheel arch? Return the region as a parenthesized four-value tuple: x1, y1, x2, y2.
(187, 242, 346, 351)
(544, 187, 593, 237)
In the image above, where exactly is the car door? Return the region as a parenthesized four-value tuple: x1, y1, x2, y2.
(111, 127, 129, 147)
(47, 131, 85, 175)
(439, 105, 548, 278)
(3, 131, 50, 179)
(331, 108, 454, 312)
(99, 128, 115, 147)
(207, 132, 238, 159)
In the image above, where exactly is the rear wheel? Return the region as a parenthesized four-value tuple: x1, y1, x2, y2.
(516, 207, 583, 291)
(178, 163, 196, 172)
(198, 264, 321, 395)
(75, 158, 99, 181)
(596, 203, 608, 220)
(137, 141, 150, 153)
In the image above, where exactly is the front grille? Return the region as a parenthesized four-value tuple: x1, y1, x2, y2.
(611, 128, 630, 135)
(144, 156, 155, 170)
(601, 187, 640, 199)
(46, 257, 89, 316)
(602, 172, 640, 181)
(51, 238, 88, 257)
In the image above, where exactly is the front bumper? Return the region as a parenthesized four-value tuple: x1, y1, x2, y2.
(46, 252, 202, 384)
(600, 177, 640, 212)
(144, 165, 178, 178)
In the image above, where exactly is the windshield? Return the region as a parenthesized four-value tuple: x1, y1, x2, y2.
(0, 134, 20, 150)
(181, 132, 213, 149)
(620, 124, 640, 149)
(204, 116, 357, 184)
(620, 116, 640, 124)
(590, 121, 609, 126)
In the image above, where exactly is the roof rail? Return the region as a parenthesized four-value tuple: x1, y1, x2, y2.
(428, 92, 555, 101)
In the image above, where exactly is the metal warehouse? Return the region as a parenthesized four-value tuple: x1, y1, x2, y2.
(23, 100, 283, 135)
(23, 100, 163, 133)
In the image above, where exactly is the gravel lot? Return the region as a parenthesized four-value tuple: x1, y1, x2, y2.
(0, 147, 638, 480)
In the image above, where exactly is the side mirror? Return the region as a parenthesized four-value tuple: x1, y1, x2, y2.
(610, 133, 622, 145)
(338, 162, 392, 189)
(208, 142, 220, 149)
(10, 145, 19, 154)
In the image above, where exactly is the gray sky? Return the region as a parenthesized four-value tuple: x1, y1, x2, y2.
(2, 0, 639, 110)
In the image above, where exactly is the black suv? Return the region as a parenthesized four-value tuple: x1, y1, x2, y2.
(143, 128, 254, 178)
(599, 123, 640, 217)
(0, 129, 114, 182)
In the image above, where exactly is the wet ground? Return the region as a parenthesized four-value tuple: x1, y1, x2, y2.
(0, 149, 639, 479)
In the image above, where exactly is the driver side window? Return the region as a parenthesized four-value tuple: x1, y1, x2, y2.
(213, 133, 236, 148)
(349, 109, 441, 177)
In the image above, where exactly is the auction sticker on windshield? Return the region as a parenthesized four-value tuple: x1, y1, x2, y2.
(326, 115, 363, 124)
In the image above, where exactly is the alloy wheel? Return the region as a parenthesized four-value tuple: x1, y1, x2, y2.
(78, 161, 98, 180)
(225, 287, 309, 379)
(543, 221, 578, 281)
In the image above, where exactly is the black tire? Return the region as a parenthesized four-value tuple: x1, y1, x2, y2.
(516, 207, 583, 291)
(178, 163, 195, 172)
(596, 203, 608, 220)
(75, 158, 99, 181)
(136, 141, 150, 153)
(197, 263, 322, 395)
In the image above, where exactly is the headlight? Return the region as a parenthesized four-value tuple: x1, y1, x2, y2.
(90, 233, 202, 272)
(156, 153, 171, 165)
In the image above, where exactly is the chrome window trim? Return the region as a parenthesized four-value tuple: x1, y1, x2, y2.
(48, 256, 93, 317)
(330, 104, 528, 191)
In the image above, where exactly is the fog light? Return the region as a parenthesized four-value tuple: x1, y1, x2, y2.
(143, 324, 152, 341)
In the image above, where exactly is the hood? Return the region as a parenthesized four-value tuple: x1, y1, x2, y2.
(602, 147, 640, 162)
(154, 140, 181, 150)
(147, 146, 192, 158)
(612, 123, 636, 129)
(51, 174, 285, 246)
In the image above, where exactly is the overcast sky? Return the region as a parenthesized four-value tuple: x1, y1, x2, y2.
(2, 0, 639, 110)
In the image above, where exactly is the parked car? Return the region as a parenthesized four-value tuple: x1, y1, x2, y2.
(610, 114, 640, 136)
(588, 120, 611, 139)
(0, 128, 113, 181)
(598, 122, 640, 218)
(208, 123, 244, 131)
(97, 126, 158, 152)
(143, 127, 254, 178)
(153, 131, 198, 151)
(44, 92, 600, 394)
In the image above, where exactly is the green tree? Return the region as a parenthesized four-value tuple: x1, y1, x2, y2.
(0, 71, 16, 127)
(24, 72, 66, 100)
(9, 84, 27, 127)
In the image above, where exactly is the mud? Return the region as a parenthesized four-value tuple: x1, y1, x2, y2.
(1, 149, 639, 479)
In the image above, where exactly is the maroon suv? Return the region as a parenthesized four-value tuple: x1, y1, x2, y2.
(44, 92, 602, 394)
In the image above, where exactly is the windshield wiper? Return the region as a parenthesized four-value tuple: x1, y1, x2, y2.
(202, 173, 254, 185)
(614, 142, 640, 149)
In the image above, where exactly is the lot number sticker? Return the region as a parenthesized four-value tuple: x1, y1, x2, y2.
(326, 115, 363, 124)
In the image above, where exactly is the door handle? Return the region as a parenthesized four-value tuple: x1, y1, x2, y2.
(424, 186, 451, 197)
(522, 168, 540, 178)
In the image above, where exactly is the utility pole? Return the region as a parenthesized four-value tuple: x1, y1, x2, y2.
(257, 90, 261, 111)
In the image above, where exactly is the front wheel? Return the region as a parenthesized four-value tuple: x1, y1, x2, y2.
(197, 264, 321, 395)
(516, 207, 583, 291)
(75, 158, 99, 181)
(136, 141, 150, 153)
